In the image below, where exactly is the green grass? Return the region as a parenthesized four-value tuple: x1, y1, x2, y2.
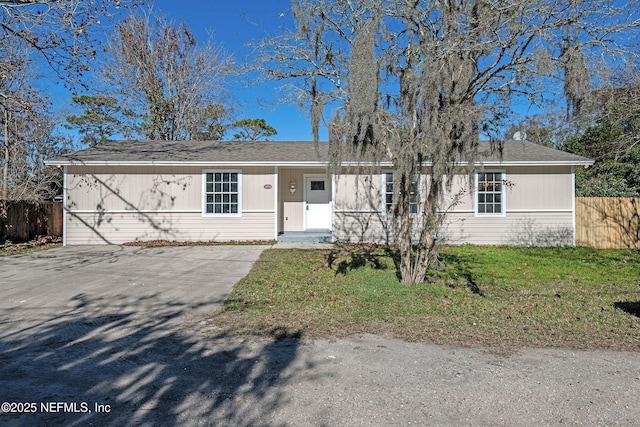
(212, 244, 640, 353)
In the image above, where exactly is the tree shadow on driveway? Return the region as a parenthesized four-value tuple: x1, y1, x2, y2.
(0, 292, 302, 426)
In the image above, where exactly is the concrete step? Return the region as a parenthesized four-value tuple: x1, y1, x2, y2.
(277, 231, 333, 243)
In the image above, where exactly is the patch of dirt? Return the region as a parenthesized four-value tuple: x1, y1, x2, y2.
(0, 235, 62, 254)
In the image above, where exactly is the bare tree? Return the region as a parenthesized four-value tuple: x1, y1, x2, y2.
(0, 0, 132, 207)
(101, 11, 236, 141)
(0, 0, 136, 86)
(1, 39, 43, 200)
(257, 0, 640, 284)
(2, 109, 69, 201)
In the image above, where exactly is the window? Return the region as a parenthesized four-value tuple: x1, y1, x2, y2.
(477, 171, 504, 215)
(383, 172, 419, 215)
(204, 171, 240, 215)
(310, 180, 325, 191)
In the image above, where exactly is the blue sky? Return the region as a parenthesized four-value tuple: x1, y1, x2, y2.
(151, 0, 318, 141)
(50, 0, 635, 143)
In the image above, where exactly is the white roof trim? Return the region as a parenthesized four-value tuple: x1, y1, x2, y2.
(47, 159, 594, 167)
(45, 160, 329, 167)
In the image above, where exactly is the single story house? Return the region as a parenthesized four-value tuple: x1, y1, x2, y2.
(45, 140, 593, 246)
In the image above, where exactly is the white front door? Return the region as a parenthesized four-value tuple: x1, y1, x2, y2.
(305, 176, 331, 230)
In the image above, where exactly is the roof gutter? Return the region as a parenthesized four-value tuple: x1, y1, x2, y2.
(45, 159, 594, 168)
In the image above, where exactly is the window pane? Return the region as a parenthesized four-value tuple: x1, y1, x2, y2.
(205, 171, 240, 215)
(477, 171, 504, 215)
(310, 180, 325, 191)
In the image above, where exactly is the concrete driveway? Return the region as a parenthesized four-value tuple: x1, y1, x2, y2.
(0, 245, 272, 426)
(1, 245, 268, 323)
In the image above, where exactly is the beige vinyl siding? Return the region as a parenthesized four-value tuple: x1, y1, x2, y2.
(65, 166, 276, 244)
(242, 167, 276, 211)
(67, 166, 276, 212)
(444, 167, 575, 244)
(336, 210, 574, 245)
(333, 165, 576, 245)
(443, 211, 574, 245)
(277, 168, 327, 232)
(65, 211, 275, 244)
(501, 166, 573, 211)
(333, 172, 382, 212)
(67, 166, 201, 212)
(334, 212, 398, 244)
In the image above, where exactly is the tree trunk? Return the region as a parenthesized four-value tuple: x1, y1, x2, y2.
(398, 174, 443, 285)
(2, 110, 9, 201)
(397, 170, 423, 285)
(398, 207, 413, 285)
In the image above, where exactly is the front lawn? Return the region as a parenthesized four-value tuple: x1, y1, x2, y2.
(211, 244, 640, 353)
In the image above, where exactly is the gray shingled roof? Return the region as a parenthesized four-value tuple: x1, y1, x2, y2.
(46, 139, 593, 166)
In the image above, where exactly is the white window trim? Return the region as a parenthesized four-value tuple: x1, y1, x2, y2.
(202, 169, 242, 217)
(475, 169, 506, 217)
(382, 170, 421, 217)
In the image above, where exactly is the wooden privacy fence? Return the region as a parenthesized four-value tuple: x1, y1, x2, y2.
(575, 197, 640, 249)
(0, 200, 63, 242)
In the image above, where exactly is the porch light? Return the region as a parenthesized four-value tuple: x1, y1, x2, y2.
(289, 179, 297, 194)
